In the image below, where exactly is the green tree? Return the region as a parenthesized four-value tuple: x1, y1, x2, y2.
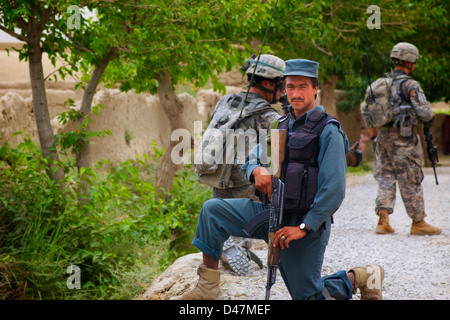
(268, 0, 449, 113)
(1, 0, 270, 193)
(92, 0, 271, 192)
(0, 0, 73, 181)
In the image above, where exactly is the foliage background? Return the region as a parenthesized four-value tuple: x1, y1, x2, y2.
(0, 135, 211, 299)
(0, 0, 448, 299)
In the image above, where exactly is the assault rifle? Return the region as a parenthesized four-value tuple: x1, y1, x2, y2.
(243, 128, 287, 300)
(424, 126, 439, 185)
(265, 129, 287, 300)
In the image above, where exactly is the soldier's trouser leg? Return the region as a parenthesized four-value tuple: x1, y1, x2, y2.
(374, 136, 396, 214)
(374, 132, 426, 221)
(397, 175, 426, 221)
(390, 134, 426, 221)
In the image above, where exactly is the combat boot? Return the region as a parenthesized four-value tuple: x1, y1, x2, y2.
(349, 264, 384, 300)
(376, 209, 395, 234)
(170, 264, 222, 300)
(410, 219, 442, 236)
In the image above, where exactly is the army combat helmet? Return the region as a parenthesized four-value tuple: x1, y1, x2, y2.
(244, 54, 285, 79)
(390, 42, 420, 64)
(242, 54, 285, 103)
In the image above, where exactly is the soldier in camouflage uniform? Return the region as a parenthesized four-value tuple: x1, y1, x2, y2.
(195, 54, 286, 276)
(370, 42, 441, 236)
(207, 54, 285, 200)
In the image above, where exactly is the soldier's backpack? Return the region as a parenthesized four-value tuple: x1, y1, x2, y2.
(194, 91, 277, 189)
(361, 72, 411, 128)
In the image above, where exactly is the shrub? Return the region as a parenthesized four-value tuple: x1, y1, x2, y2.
(0, 136, 210, 299)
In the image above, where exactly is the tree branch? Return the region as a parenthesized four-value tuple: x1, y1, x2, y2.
(36, 7, 54, 33)
(311, 41, 333, 58)
(333, 25, 358, 33)
(63, 31, 96, 55)
(43, 62, 71, 81)
(0, 24, 27, 42)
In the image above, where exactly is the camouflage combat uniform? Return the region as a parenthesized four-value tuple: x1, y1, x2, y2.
(196, 54, 285, 200)
(212, 104, 280, 200)
(210, 92, 279, 276)
(373, 70, 433, 221)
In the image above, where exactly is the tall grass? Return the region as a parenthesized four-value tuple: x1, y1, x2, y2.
(0, 135, 211, 299)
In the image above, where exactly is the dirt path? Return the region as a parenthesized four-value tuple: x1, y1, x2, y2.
(142, 166, 450, 300)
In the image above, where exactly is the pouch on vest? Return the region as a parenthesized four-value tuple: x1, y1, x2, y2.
(395, 105, 413, 137)
(284, 162, 318, 215)
(391, 77, 414, 137)
(361, 77, 394, 128)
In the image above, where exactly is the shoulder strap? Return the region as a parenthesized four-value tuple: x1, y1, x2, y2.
(302, 110, 328, 132)
(326, 118, 341, 127)
(391, 77, 410, 105)
(245, 98, 276, 116)
(278, 114, 290, 130)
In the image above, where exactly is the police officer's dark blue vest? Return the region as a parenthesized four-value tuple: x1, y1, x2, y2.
(278, 110, 341, 216)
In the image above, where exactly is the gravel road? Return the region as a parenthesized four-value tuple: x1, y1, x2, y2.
(220, 167, 450, 300)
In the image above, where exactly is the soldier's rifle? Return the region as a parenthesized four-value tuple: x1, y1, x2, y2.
(363, 52, 375, 99)
(237, 0, 279, 123)
(424, 126, 439, 185)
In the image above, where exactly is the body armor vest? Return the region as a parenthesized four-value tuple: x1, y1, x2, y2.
(390, 74, 415, 137)
(278, 110, 340, 216)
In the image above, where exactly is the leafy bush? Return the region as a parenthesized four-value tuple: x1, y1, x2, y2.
(0, 135, 210, 299)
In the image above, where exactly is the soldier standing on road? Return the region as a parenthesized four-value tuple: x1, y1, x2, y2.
(368, 42, 442, 236)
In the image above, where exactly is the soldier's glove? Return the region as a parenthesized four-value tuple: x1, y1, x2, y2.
(346, 141, 363, 167)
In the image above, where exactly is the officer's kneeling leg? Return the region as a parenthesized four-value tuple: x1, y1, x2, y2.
(192, 198, 265, 261)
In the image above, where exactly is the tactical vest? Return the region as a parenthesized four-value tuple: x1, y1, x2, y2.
(389, 73, 416, 137)
(278, 110, 341, 216)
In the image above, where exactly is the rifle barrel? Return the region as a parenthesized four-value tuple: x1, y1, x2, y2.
(433, 165, 439, 185)
(265, 266, 277, 300)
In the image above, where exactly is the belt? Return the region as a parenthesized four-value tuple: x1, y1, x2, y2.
(380, 126, 400, 132)
(380, 125, 418, 133)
